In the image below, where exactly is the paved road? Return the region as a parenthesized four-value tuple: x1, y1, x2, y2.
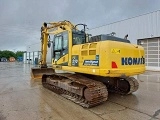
(0, 62, 159, 120)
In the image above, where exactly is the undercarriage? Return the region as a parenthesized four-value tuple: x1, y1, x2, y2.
(42, 73, 139, 108)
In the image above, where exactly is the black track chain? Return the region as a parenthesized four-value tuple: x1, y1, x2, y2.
(108, 77, 139, 95)
(42, 73, 108, 108)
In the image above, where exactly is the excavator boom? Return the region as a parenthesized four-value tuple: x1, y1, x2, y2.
(31, 20, 75, 79)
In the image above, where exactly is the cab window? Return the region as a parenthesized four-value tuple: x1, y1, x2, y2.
(72, 30, 85, 45)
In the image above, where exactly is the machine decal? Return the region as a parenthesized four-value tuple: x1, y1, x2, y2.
(111, 49, 121, 54)
(122, 56, 145, 65)
(71, 55, 79, 66)
(83, 60, 99, 66)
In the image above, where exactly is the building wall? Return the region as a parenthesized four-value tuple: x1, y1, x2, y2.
(138, 37, 160, 71)
(87, 10, 160, 70)
(87, 10, 160, 44)
(23, 51, 40, 64)
(26, 43, 52, 64)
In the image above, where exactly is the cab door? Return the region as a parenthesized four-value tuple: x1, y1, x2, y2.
(52, 32, 68, 65)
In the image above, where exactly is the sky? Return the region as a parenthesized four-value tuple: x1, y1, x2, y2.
(0, 0, 160, 51)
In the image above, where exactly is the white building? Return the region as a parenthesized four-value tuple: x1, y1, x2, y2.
(24, 43, 52, 64)
(87, 10, 160, 71)
(26, 10, 160, 70)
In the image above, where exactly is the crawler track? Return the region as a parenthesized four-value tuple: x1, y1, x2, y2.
(108, 77, 139, 95)
(42, 73, 108, 108)
(125, 77, 139, 94)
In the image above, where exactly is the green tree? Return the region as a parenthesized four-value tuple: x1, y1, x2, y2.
(15, 51, 24, 59)
(0, 50, 2, 58)
(0, 50, 25, 60)
(0, 50, 16, 59)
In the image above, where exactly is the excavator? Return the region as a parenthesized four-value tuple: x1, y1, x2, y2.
(31, 20, 145, 108)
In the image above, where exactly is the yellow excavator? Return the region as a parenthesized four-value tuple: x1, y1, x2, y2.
(31, 20, 145, 108)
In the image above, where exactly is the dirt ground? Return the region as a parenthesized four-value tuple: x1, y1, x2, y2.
(0, 62, 160, 120)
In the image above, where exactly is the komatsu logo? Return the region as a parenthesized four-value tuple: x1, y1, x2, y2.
(122, 57, 145, 65)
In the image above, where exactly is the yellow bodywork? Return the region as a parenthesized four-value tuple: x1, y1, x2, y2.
(53, 40, 145, 77)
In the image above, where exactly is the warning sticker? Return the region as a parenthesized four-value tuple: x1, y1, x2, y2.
(111, 49, 121, 54)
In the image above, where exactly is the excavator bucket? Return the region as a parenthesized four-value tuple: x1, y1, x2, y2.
(31, 67, 54, 79)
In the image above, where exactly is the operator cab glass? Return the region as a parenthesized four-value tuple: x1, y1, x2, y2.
(72, 29, 86, 45)
(53, 31, 68, 61)
(53, 30, 86, 63)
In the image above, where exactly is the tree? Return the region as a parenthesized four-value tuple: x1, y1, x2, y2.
(15, 51, 24, 59)
(0, 50, 25, 59)
(0, 50, 16, 59)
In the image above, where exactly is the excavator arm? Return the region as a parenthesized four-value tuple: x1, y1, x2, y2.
(31, 20, 76, 79)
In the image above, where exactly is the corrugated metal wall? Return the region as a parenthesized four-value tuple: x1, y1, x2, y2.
(87, 10, 160, 44)
(87, 10, 160, 70)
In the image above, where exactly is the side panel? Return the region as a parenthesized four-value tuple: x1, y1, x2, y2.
(99, 41, 145, 76)
(70, 43, 100, 75)
(60, 41, 145, 77)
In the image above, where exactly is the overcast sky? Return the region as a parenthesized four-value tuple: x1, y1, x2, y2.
(0, 0, 160, 51)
